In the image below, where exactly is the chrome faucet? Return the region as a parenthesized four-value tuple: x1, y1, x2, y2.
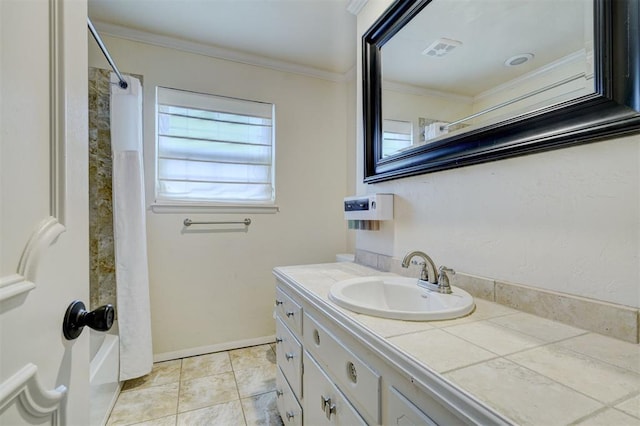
(401, 251, 455, 294)
(401, 251, 437, 284)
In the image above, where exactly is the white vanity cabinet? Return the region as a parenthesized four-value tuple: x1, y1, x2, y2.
(275, 317, 303, 399)
(303, 351, 367, 425)
(274, 287, 304, 425)
(275, 284, 376, 425)
(274, 271, 508, 426)
(274, 281, 452, 425)
(385, 386, 438, 426)
(303, 313, 380, 424)
(275, 287, 302, 335)
(274, 282, 404, 426)
(276, 367, 302, 426)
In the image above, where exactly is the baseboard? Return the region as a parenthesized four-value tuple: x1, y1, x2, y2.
(153, 334, 276, 362)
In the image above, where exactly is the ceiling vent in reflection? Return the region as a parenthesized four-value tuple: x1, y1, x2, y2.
(422, 38, 462, 57)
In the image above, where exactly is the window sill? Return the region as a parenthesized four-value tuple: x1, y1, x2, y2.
(150, 203, 280, 214)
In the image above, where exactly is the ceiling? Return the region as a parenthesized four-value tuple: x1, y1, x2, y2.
(383, 0, 592, 97)
(88, 0, 358, 75)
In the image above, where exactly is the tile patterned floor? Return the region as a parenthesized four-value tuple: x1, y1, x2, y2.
(107, 344, 284, 426)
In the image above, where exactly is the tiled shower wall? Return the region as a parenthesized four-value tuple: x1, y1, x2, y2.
(89, 67, 116, 311)
(88, 67, 142, 310)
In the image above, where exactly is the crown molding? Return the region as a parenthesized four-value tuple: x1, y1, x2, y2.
(474, 49, 590, 101)
(384, 49, 590, 105)
(383, 80, 473, 103)
(347, 0, 369, 15)
(91, 21, 352, 83)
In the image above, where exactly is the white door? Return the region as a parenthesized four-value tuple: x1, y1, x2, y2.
(0, 0, 90, 425)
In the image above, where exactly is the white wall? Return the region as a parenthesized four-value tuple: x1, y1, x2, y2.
(346, 75, 358, 253)
(356, 0, 640, 308)
(89, 35, 350, 356)
(383, 88, 472, 146)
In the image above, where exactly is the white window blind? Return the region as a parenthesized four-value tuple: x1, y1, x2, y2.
(156, 87, 275, 204)
(382, 119, 413, 157)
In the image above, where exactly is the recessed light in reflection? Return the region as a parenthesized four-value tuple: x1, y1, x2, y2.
(504, 53, 534, 66)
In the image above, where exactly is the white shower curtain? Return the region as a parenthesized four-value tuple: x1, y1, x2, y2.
(110, 74, 153, 381)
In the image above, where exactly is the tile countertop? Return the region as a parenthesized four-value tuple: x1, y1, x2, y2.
(273, 262, 640, 426)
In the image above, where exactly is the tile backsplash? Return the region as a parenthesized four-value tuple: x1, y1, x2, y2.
(355, 249, 640, 343)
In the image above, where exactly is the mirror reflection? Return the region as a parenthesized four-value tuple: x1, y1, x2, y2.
(381, 0, 593, 158)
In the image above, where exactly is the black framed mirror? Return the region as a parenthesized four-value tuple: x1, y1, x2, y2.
(363, 0, 640, 183)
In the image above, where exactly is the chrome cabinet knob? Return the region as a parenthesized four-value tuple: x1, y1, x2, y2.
(286, 411, 295, 421)
(286, 311, 295, 317)
(285, 352, 294, 361)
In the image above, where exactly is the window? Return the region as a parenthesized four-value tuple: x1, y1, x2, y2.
(382, 119, 413, 157)
(156, 87, 275, 205)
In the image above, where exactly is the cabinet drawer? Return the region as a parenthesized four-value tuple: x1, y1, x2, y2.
(275, 286, 302, 335)
(275, 317, 302, 400)
(385, 386, 438, 426)
(304, 313, 380, 424)
(303, 351, 367, 426)
(276, 366, 302, 426)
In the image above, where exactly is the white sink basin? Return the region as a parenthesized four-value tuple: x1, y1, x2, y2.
(328, 276, 475, 321)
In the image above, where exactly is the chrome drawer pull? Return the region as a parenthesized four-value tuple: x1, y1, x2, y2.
(276, 389, 283, 398)
(285, 352, 295, 361)
(326, 403, 337, 420)
(320, 395, 331, 411)
(286, 311, 295, 317)
(275, 337, 283, 344)
(286, 411, 295, 421)
(347, 361, 358, 383)
(275, 300, 283, 306)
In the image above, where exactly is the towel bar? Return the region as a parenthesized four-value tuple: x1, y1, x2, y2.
(183, 218, 251, 227)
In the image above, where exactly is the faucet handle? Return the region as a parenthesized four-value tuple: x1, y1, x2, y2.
(437, 266, 455, 294)
(439, 266, 455, 275)
(411, 259, 429, 281)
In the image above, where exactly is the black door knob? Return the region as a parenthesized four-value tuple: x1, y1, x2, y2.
(63, 300, 115, 340)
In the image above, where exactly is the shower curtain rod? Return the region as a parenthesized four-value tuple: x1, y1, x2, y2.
(441, 72, 589, 130)
(87, 17, 128, 89)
